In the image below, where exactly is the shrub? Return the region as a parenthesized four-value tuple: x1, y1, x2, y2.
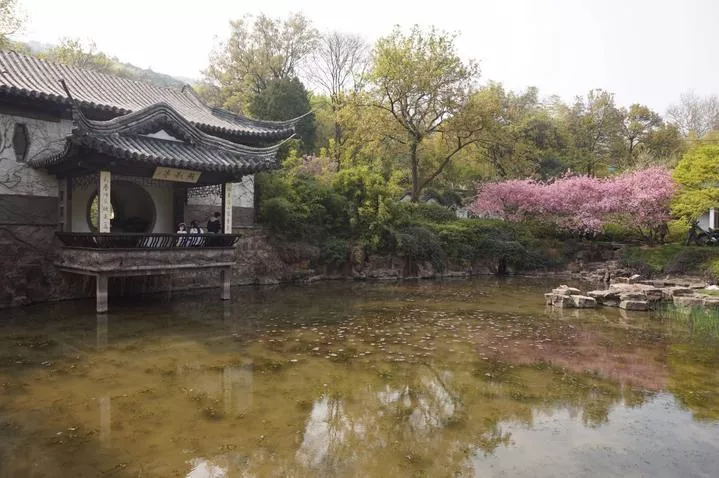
(621, 244, 719, 276)
(320, 236, 351, 266)
(392, 202, 457, 225)
(260, 197, 303, 237)
(396, 226, 445, 271)
(432, 219, 552, 273)
(665, 249, 719, 275)
(601, 223, 642, 243)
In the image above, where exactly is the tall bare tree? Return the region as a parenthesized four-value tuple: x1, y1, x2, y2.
(667, 91, 719, 138)
(307, 32, 369, 101)
(306, 32, 369, 161)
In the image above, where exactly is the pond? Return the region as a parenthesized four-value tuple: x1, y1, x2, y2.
(1, 278, 719, 477)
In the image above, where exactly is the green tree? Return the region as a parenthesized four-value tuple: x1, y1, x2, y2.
(37, 38, 186, 88)
(204, 13, 319, 113)
(643, 123, 685, 166)
(471, 83, 567, 179)
(0, 0, 23, 48)
(560, 89, 625, 175)
(623, 103, 663, 164)
(248, 77, 316, 153)
(369, 26, 484, 201)
(672, 142, 719, 222)
(41, 38, 114, 73)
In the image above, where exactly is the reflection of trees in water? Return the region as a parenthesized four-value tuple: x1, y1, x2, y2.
(668, 343, 719, 421)
(3, 280, 697, 477)
(188, 357, 643, 477)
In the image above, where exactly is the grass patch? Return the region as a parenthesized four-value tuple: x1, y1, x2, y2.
(621, 244, 719, 277)
(654, 304, 719, 337)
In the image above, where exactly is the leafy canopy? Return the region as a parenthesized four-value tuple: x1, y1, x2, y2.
(369, 26, 483, 201)
(672, 142, 719, 221)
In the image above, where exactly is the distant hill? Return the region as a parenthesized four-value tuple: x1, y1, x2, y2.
(110, 61, 189, 88)
(11, 40, 197, 89)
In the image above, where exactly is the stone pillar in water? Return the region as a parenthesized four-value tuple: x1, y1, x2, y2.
(221, 267, 231, 301)
(96, 313, 108, 349)
(96, 274, 108, 313)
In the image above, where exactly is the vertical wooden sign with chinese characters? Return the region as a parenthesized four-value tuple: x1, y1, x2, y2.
(99, 170, 112, 233)
(222, 183, 233, 234)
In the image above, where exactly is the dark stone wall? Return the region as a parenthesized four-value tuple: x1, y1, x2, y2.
(0, 224, 92, 307)
(0, 194, 58, 225)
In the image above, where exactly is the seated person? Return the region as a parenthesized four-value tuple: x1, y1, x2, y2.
(207, 212, 222, 233)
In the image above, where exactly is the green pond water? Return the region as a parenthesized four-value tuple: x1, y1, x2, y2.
(1, 278, 719, 477)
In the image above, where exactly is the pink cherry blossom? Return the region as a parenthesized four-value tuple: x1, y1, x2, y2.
(470, 168, 675, 237)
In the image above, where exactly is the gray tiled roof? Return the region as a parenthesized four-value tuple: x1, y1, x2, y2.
(28, 100, 284, 174)
(70, 134, 280, 174)
(0, 50, 299, 140)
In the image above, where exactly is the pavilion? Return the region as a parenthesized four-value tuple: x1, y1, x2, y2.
(0, 50, 304, 312)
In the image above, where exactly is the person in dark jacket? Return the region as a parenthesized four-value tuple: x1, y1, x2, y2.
(207, 212, 221, 233)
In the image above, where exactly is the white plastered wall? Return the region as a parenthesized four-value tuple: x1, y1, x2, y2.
(71, 178, 174, 233)
(0, 113, 72, 197)
(186, 175, 254, 208)
(698, 211, 713, 232)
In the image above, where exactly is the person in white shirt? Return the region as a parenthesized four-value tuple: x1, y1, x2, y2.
(188, 220, 204, 246)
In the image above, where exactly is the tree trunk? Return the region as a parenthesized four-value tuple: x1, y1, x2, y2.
(332, 104, 342, 166)
(410, 140, 420, 202)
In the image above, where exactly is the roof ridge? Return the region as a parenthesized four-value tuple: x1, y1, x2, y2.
(70, 100, 288, 155)
(0, 49, 188, 95)
(0, 50, 297, 140)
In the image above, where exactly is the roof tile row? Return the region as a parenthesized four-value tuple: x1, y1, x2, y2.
(0, 50, 298, 139)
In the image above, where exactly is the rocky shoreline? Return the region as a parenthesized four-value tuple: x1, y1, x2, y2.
(545, 276, 719, 312)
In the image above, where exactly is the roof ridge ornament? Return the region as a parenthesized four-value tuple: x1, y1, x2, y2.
(59, 78, 93, 136)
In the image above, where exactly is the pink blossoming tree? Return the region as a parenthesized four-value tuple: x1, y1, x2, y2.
(470, 167, 675, 241)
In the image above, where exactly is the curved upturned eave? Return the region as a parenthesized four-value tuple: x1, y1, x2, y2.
(71, 101, 291, 157)
(27, 133, 282, 176)
(0, 50, 307, 140)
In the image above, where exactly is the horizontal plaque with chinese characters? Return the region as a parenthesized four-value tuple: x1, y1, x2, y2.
(152, 167, 201, 183)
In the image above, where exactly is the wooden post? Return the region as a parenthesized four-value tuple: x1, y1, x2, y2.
(58, 177, 71, 231)
(66, 177, 72, 232)
(98, 170, 112, 233)
(220, 267, 231, 301)
(96, 274, 108, 313)
(221, 183, 233, 234)
(172, 184, 186, 230)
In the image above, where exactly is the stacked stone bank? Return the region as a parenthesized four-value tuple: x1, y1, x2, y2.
(545, 279, 715, 311)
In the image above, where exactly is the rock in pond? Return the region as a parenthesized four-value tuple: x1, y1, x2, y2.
(643, 288, 665, 302)
(703, 297, 719, 308)
(661, 287, 694, 300)
(619, 300, 649, 311)
(587, 290, 620, 306)
(552, 285, 582, 296)
(620, 292, 647, 302)
(571, 295, 597, 308)
(551, 294, 575, 308)
(673, 296, 704, 308)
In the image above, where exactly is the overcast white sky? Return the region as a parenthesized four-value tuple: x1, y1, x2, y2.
(16, 0, 719, 113)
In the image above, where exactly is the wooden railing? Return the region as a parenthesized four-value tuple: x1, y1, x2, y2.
(56, 232, 241, 249)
